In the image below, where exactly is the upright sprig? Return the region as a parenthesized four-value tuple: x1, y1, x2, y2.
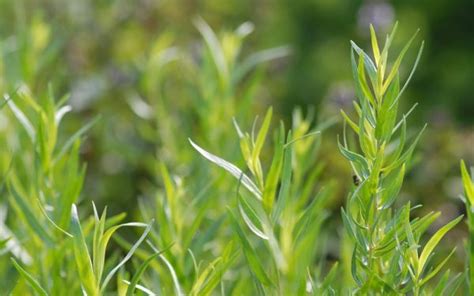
(191, 108, 336, 294)
(340, 24, 462, 294)
(70, 204, 153, 295)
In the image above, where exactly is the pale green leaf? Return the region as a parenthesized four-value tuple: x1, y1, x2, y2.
(11, 258, 48, 296)
(189, 139, 262, 199)
(418, 216, 463, 276)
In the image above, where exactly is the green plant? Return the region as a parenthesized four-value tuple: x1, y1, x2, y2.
(125, 20, 294, 295)
(339, 24, 463, 294)
(2, 87, 91, 293)
(190, 107, 337, 294)
(461, 160, 474, 294)
(0, 87, 154, 295)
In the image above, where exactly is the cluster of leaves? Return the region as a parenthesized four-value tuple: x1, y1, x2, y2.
(339, 24, 464, 295)
(127, 19, 297, 295)
(0, 87, 156, 294)
(190, 106, 336, 294)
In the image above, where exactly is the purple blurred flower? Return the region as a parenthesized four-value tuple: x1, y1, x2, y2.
(358, 0, 395, 33)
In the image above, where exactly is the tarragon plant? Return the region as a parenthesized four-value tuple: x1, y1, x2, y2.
(339, 24, 463, 295)
(191, 107, 336, 295)
(1, 87, 153, 295)
(127, 19, 293, 295)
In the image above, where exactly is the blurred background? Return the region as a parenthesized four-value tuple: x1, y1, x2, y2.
(0, 0, 472, 271)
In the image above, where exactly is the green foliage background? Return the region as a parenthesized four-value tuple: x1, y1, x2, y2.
(0, 0, 471, 209)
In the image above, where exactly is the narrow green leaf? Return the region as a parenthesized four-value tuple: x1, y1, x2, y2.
(54, 115, 100, 163)
(70, 204, 99, 296)
(384, 124, 426, 174)
(342, 207, 368, 251)
(193, 16, 229, 86)
(100, 221, 153, 291)
(228, 209, 273, 286)
(56, 140, 85, 229)
(123, 280, 156, 295)
(126, 251, 162, 296)
(432, 269, 450, 296)
(432, 271, 463, 296)
(92, 206, 107, 285)
(370, 24, 380, 65)
(382, 30, 419, 94)
(412, 211, 441, 240)
(357, 101, 376, 159)
(35, 198, 72, 238)
(340, 110, 360, 134)
(8, 182, 55, 246)
(350, 246, 362, 286)
(271, 131, 292, 222)
(377, 74, 399, 141)
(11, 258, 48, 296)
(295, 185, 333, 241)
(253, 107, 272, 161)
(191, 242, 237, 296)
(380, 22, 399, 69)
(356, 53, 376, 105)
(262, 123, 284, 212)
(337, 137, 370, 178)
(392, 103, 418, 134)
(419, 247, 456, 286)
(350, 41, 377, 82)
(154, 248, 184, 296)
(418, 216, 463, 276)
(351, 50, 365, 105)
(233, 46, 291, 83)
(190, 139, 262, 200)
(252, 107, 273, 187)
(55, 104, 72, 125)
(389, 41, 424, 109)
(380, 164, 405, 209)
(238, 195, 268, 240)
(190, 257, 223, 296)
(461, 160, 474, 205)
(5, 94, 35, 141)
(321, 262, 339, 292)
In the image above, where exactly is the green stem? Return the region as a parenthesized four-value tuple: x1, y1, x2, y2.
(414, 286, 420, 296)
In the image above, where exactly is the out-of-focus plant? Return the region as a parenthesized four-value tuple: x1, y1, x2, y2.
(2, 87, 90, 293)
(0, 15, 60, 94)
(116, 161, 238, 295)
(120, 19, 292, 294)
(190, 107, 336, 294)
(339, 24, 463, 294)
(133, 17, 291, 165)
(0, 87, 152, 294)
